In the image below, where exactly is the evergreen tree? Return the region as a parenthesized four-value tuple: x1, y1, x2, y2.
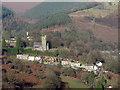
(88, 72, 94, 87)
(54, 50, 59, 57)
(96, 80, 103, 88)
(101, 76, 105, 84)
(101, 76, 106, 87)
(2, 38, 7, 49)
(16, 37, 22, 53)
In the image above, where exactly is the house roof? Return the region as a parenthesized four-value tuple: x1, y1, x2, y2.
(62, 60, 68, 61)
(83, 64, 94, 66)
(10, 36, 15, 38)
(18, 35, 24, 38)
(29, 55, 35, 56)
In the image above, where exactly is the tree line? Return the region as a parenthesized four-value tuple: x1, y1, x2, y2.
(27, 12, 71, 30)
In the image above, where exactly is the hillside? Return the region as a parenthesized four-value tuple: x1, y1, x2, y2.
(2, 6, 30, 31)
(24, 2, 118, 42)
(95, 11, 118, 28)
(3, 2, 118, 43)
(69, 2, 118, 42)
(2, 6, 14, 18)
(23, 2, 99, 20)
(2, 55, 119, 88)
(2, 2, 41, 13)
(3, 16, 30, 31)
(69, 2, 117, 18)
(26, 12, 71, 31)
(1, 2, 119, 89)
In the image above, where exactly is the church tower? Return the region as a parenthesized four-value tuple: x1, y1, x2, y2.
(42, 35, 47, 51)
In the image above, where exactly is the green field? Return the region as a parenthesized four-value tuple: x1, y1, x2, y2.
(5, 48, 39, 55)
(61, 75, 89, 88)
(69, 3, 117, 18)
(70, 8, 115, 18)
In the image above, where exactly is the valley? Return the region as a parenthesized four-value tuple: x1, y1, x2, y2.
(1, 2, 119, 89)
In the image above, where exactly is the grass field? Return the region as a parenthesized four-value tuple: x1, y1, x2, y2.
(69, 4, 117, 18)
(69, 8, 115, 18)
(61, 75, 89, 88)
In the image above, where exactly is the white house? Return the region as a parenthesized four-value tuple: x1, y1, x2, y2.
(107, 85, 112, 88)
(61, 60, 70, 66)
(96, 62, 102, 67)
(70, 62, 80, 68)
(103, 71, 108, 73)
(5, 40, 9, 43)
(94, 65, 98, 70)
(28, 55, 35, 61)
(17, 54, 29, 60)
(35, 56, 42, 61)
(80, 64, 98, 72)
(100, 50, 111, 54)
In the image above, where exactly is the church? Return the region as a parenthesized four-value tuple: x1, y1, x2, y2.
(33, 35, 49, 51)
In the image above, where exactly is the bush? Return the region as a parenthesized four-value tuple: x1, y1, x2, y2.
(13, 61, 23, 70)
(6, 60, 12, 64)
(104, 60, 119, 74)
(81, 72, 90, 84)
(19, 66, 31, 74)
(2, 73, 7, 82)
(88, 72, 94, 87)
(37, 68, 42, 71)
(42, 77, 61, 88)
(61, 67, 76, 77)
(2, 69, 7, 73)
(57, 63, 62, 69)
(35, 73, 45, 80)
(10, 65, 15, 69)
(101, 76, 106, 84)
(58, 49, 70, 58)
(42, 68, 61, 88)
(2, 81, 14, 88)
(95, 80, 103, 88)
(44, 51, 57, 57)
(25, 69, 32, 74)
(6, 71, 20, 84)
(33, 61, 39, 64)
(22, 48, 39, 55)
(9, 59, 32, 74)
(6, 48, 18, 55)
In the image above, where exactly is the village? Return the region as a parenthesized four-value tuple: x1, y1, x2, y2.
(16, 53, 104, 75)
(1, 29, 118, 89)
(2, 31, 105, 74)
(2, 31, 115, 76)
(1, 2, 119, 88)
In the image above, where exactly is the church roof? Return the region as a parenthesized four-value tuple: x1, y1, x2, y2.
(34, 42, 42, 46)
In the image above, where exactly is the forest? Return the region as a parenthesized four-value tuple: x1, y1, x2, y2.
(2, 6, 14, 18)
(27, 12, 71, 30)
(24, 2, 98, 19)
(2, 7, 30, 31)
